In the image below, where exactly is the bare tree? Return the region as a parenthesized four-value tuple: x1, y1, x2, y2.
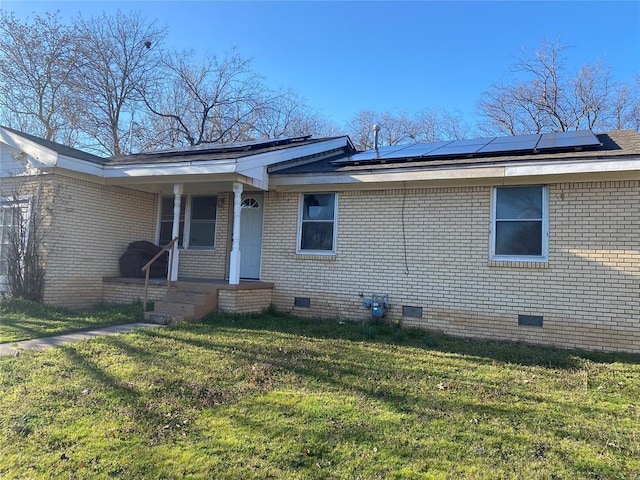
(0, 11, 81, 144)
(140, 49, 270, 148)
(74, 10, 166, 156)
(0, 178, 51, 302)
(478, 40, 639, 135)
(346, 108, 471, 149)
(250, 89, 340, 139)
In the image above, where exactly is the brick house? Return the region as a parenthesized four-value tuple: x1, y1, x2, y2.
(1, 125, 639, 353)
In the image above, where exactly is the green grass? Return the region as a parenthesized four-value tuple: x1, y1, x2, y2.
(0, 311, 638, 479)
(0, 299, 144, 343)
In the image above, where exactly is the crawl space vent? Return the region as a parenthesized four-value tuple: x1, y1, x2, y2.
(294, 297, 311, 308)
(518, 314, 543, 328)
(402, 306, 423, 318)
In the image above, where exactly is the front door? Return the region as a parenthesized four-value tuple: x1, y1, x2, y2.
(239, 193, 264, 279)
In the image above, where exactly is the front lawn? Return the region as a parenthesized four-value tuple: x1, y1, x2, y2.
(0, 299, 144, 343)
(0, 312, 638, 479)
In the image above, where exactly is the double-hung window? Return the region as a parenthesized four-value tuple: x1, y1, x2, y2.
(491, 186, 548, 261)
(158, 195, 217, 249)
(0, 198, 29, 288)
(298, 193, 337, 253)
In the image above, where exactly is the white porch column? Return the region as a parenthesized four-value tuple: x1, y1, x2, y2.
(228, 182, 243, 285)
(169, 183, 183, 282)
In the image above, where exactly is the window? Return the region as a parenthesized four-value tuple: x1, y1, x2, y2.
(491, 186, 548, 261)
(0, 199, 28, 281)
(158, 195, 217, 249)
(0, 206, 17, 277)
(298, 193, 337, 253)
(159, 196, 185, 246)
(189, 196, 217, 248)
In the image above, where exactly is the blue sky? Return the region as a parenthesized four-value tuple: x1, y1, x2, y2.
(6, 1, 640, 130)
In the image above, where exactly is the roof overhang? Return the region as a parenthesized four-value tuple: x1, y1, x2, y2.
(1, 131, 352, 191)
(0, 128, 59, 167)
(269, 156, 640, 191)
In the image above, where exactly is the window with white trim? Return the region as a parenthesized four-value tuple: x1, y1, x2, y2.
(158, 195, 217, 249)
(298, 193, 337, 253)
(0, 206, 17, 277)
(0, 199, 29, 282)
(491, 186, 548, 261)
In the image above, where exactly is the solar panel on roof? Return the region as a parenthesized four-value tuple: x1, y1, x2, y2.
(536, 130, 601, 150)
(335, 145, 406, 163)
(378, 141, 453, 160)
(423, 137, 493, 157)
(331, 130, 602, 166)
(477, 134, 540, 154)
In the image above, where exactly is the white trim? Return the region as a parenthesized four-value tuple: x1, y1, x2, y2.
(0, 196, 31, 291)
(296, 192, 338, 255)
(57, 155, 104, 177)
(0, 129, 58, 165)
(489, 185, 549, 262)
(101, 138, 352, 180)
(270, 157, 640, 190)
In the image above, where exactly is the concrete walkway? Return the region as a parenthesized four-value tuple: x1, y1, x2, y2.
(0, 323, 163, 357)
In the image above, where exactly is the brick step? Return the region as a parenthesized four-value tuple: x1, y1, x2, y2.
(144, 311, 186, 325)
(173, 282, 220, 294)
(154, 300, 196, 317)
(149, 287, 219, 321)
(166, 290, 208, 304)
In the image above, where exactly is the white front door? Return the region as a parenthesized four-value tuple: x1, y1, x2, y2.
(239, 193, 264, 279)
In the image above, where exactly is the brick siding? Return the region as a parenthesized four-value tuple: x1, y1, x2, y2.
(262, 181, 640, 353)
(41, 174, 157, 308)
(218, 288, 273, 314)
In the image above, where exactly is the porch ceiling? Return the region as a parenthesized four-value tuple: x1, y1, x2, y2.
(104, 173, 267, 194)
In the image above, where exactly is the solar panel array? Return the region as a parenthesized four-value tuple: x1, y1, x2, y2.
(334, 130, 601, 165)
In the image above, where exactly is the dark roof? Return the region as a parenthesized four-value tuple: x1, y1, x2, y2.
(1, 125, 108, 164)
(272, 130, 640, 175)
(106, 136, 345, 165)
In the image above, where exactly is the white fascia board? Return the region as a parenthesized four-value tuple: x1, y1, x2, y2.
(271, 157, 640, 189)
(103, 159, 237, 178)
(238, 172, 268, 191)
(0, 129, 58, 166)
(238, 165, 268, 183)
(102, 138, 349, 180)
(505, 157, 640, 177)
(271, 165, 507, 187)
(236, 137, 350, 171)
(57, 155, 105, 177)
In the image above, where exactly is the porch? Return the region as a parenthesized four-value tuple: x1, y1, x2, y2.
(103, 276, 274, 323)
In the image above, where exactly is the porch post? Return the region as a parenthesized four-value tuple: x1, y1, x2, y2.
(169, 183, 183, 282)
(228, 182, 243, 285)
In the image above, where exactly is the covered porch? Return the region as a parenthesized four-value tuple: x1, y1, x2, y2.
(98, 136, 352, 318)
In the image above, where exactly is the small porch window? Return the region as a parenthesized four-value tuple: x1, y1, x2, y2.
(158, 195, 217, 249)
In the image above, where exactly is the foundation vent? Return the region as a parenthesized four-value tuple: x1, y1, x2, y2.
(518, 314, 543, 328)
(294, 297, 311, 308)
(402, 306, 423, 318)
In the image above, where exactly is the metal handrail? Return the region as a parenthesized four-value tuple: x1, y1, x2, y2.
(142, 237, 178, 312)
